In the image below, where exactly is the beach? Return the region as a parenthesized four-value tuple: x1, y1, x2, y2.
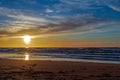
(0, 59, 120, 80)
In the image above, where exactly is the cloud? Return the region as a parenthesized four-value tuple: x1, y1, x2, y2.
(0, 7, 61, 28)
(0, 1, 120, 38)
(8, 14, 52, 25)
(104, 0, 120, 12)
(45, 9, 53, 13)
(0, 13, 118, 38)
(0, 7, 24, 16)
(60, 0, 96, 9)
(109, 5, 120, 12)
(53, 0, 102, 13)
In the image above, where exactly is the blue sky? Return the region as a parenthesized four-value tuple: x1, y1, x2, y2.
(0, 0, 120, 47)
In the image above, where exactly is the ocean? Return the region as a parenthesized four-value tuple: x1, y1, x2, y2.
(0, 48, 120, 63)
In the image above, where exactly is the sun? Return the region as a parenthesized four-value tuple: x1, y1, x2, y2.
(23, 35, 31, 44)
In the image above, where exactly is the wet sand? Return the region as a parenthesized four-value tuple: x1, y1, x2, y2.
(0, 59, 120, 80)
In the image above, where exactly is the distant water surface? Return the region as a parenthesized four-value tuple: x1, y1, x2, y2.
(0, 48, 120, 63)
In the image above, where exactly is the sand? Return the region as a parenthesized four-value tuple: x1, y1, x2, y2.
(0, 59, 120, 80)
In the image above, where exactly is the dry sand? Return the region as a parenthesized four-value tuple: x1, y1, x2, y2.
(0, 59, 120, 80)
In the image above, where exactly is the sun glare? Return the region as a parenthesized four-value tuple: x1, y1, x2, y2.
(25, 53, 29, 61)
(23, 35, 31, 44)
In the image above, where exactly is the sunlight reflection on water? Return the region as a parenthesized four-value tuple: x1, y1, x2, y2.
(25, 52, 30, 61)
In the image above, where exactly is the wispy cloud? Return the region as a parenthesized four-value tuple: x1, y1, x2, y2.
(53, 0, 102, 13)
(45, 9, 53, 13)
(0, 7, 61, 27)
(0, 0, 120, 39)
(0, 13, 119, 38)
(104, 0, 120, 12)
(8, 14, 52, 25)
(109, 5, 120, 12)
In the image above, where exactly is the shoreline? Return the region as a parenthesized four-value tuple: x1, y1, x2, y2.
(2, 57, 120, 64)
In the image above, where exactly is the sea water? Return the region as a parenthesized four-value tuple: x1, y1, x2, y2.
(0, 48, 120, 63)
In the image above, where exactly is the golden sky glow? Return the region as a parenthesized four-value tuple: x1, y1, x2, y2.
(0, 32, 120, 47)
(0, 35, 120, 47)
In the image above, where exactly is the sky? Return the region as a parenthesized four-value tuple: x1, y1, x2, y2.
(0, 0, 120, 47)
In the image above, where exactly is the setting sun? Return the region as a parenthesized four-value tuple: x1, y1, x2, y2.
(23, 35, 31, 44)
